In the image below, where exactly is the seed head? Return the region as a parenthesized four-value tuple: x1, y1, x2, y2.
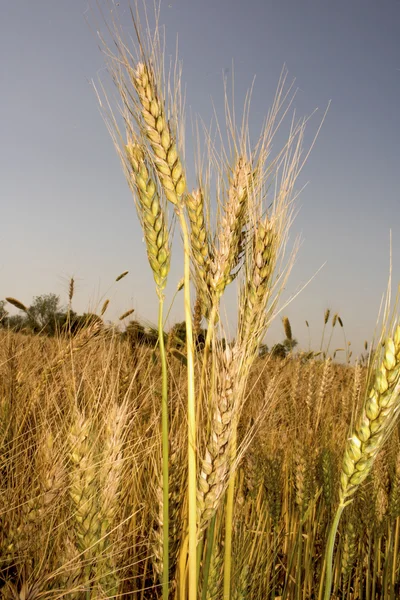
(119, 309, 135, 320)
(100, 299, 110, 316)
(283, 316, 293, 341)
(6, 297, 27, 312)
(116, 271, 129, 282)
(68, 277, 75, 303)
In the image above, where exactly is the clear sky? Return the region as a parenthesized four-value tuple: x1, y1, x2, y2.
(1, 0, 399, 358)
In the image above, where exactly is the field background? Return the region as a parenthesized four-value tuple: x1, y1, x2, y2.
(2, 324, 400, 599)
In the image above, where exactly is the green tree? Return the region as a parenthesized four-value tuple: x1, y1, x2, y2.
(7, 314, 27, 332)
(258, 343, 269, 358)
(270, 343, 288, 359)
(0, 300, 8, 327)
(28, 293, 63, 335)
(168, 321, 209, 351)
(270, 337, 298, 359)
(125, 320, 146, 344)
(283, 337, 298, 353)
(69, 312, 104, 335)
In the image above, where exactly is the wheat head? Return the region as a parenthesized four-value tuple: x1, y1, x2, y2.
(339, 325, 400, 505)
(133, 62, 186, 206)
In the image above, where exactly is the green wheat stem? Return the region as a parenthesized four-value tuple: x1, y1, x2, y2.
(323, 503, 346, 600)
(176, 206, 197, 600)
(158, 295, 169, 600)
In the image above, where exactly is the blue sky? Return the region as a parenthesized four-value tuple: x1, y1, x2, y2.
(1, 0, 399, 357)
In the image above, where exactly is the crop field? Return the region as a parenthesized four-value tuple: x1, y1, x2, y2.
(1, 326, 400, 600)
(1, 3, 400, 600)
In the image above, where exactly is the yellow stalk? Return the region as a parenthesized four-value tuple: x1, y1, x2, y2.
(223, 422, 237, 600)
(176, 206, 197, 600)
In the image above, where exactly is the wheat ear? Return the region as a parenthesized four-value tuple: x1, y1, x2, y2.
(197, 345, 236, 533)
(94, 403, 127, 597)
(209, 157, 251, 298)
(133, 62, 186, 205)
(126, 143, 170, 292)
(339, 326, 400, 503)
(68, 411, 100, 591)
(324, 324, 400, 600)
(239, 216, 277, 348)
(186, 188, 212, 318)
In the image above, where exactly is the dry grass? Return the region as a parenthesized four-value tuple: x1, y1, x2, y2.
(2, 327, 400, 599)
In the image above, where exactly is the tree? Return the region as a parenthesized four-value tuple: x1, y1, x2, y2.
(69, 313, 104, 335)
(125, 320, 146, 344)
(0, 300, 8, 327)
(7, 314, 27, 332)
(270, 343, 287, 359)
(283, 337, 298, 353)
(28, 294, 63, 335)
(258, 343, 269, 358)
(168, 321, 210, 351)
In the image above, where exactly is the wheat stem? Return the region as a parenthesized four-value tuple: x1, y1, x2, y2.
(323, 503, 346, 600)
(223, 423, 237, 600)
(158, 296, 170, 600)
(176, 206, 197, 600)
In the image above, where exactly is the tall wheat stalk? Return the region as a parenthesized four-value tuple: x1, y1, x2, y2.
(96, 9, 199, 598)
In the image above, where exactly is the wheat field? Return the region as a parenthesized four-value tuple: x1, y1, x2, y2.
(1, 3, 400, 599)
(1, 326, 400, 599)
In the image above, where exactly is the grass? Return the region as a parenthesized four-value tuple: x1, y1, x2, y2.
(1, 2, 400, 599)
